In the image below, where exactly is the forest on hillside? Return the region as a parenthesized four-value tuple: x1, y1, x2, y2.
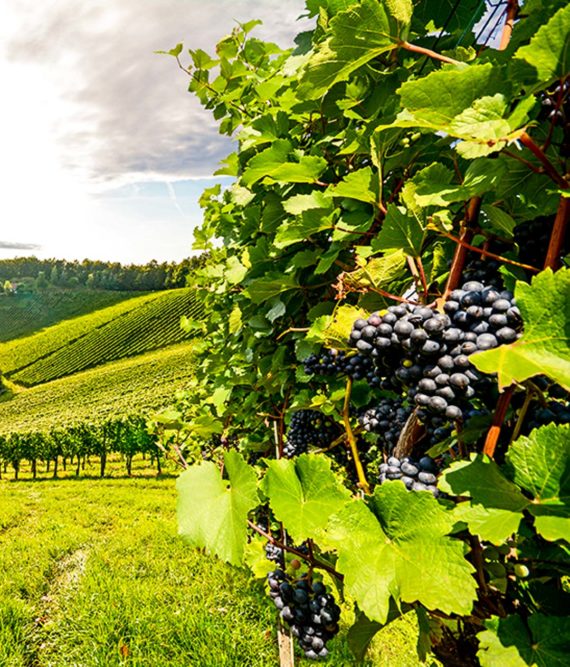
(0, 254, 207, 292)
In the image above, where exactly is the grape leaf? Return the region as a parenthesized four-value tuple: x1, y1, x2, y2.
(374, 204, 425, 257)
(298, 0, 403, 99)
(322, 482, 477, 623)
(274, 209, 333, 248)
(243, 273, 300, 304)
(241, 140, 327, 186)
(477, 614, 570, 667)
(177, 451, 258, 566)
(506, 424, 570, 542)
(345, 248, 407, 290)
(282, 191, 332, 215)
(261, 454, 352, 545)
(324, 167, 379, 205)
(384, 66, 534, 156)
(347, 603, 410, 661)
(439, 455, 530, 543)
(471, 269, 570, 391)
(514, 4, 570, 87)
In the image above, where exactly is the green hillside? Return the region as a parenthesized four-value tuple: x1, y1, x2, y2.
(0, 288, 203, 386)
(0, 289, 142, 342)
(0, 343, 195, 434)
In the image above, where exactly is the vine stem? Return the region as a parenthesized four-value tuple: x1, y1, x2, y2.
(247, 520, 343, 580)
(544, 196, 570, 270)
(519, 132, 568, 189)
(440, 232, 540, 273)
(483, 385, 515, 458)
(444, 196, 482, 297)
(400, 41, 461, 66)
(498, 0, 519, 51)
(511, 388, 534, 443)
(343, 378, 371, 494)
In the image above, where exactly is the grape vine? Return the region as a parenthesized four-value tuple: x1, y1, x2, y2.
(163, 1, 570, 664)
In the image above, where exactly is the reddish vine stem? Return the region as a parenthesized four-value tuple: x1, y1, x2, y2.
(483, 386, 515, 458)
(519, 132, 568, 189)
(416, 256, 429, 300)
(400, 41, 461, 66)
(444, 197, 481, 297)
(247, 520, 343, 580)
(441, 232, 540, 273)
(502, 149, 544, 174)
(544, 196, 570, 270)
(498, 0, 519, 51)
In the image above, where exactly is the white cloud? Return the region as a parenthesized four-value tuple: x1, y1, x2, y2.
(0, 0, 312, 262)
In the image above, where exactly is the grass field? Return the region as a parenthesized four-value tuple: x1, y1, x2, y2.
(0, 458, 426, 667)
(1, 288, 203, 387)
(0, 343, 196, 435)
(0, 289, 142, 343)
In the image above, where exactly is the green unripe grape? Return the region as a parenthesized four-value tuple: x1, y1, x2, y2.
(514, 563, 530, 578)
(400, 137, 410, 147)
(410, 132, 421, 142)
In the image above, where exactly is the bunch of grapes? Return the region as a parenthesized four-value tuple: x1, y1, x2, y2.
(524, 400, 570, 433)
(349, 281, 523, 426)
(283, 410, 339, 458)
(304, 349, 381, 387)
(267, 569, 341, 660)
(379, 455, 439, 497)
(359, 398, 412, 451)
(265, 542, 284, 563)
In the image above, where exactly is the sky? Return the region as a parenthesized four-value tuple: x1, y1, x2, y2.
(0, 0, 311, 264)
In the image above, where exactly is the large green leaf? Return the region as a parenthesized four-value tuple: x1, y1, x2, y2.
(241, 140, 327, 186)
(243, 273, 300, 304)
(373, 204, 425, 257)
(471, 269, 570, 391)
(261, 454, 351, 544)
(324, 167, 379, 206)
(398, 63, 502, 126)
(385, 65, 534, 156)
(322, 482, 477, 623)
(298, 0, 404, 99)
(439, 455, 529, 543)
(477, 614, 570, 667)
(514, 4, 570, 87)
(345, 249, 408, 290)
(177, 451, 258, 566)
(274, 209, 333, 249)
(507, 424, 570, 542)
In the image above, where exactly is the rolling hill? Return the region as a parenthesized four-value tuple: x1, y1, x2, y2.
(0, 288, 143, 342)
(0, 288, 203, 386)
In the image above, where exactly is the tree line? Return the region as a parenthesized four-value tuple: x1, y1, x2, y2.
(0, 255, 207, 293)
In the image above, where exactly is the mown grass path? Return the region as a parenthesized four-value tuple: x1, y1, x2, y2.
(0, 462, 424, 666)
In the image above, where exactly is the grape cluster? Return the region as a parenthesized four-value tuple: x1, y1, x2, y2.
(283, 410, 339, 458)
(265, 542, 284, 563)
(525, 400, 570, 433)
(379, 455, 439, 497)
(462, 256, 503, 288)
(359, 398, 412, 450)
(349, 281, 523, 425)
(304, 349, 381, 387)
(267, 570, 340, 660)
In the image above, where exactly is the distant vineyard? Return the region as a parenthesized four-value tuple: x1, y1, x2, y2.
(2, 289, 203, 386)
(0, 291, 165, 374)
(0, 343, 196, 435)
(0, 289, 142, 342)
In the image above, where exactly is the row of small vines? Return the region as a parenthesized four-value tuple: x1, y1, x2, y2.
(0, 416, 161, 479)
(158, 1, 570, 664)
